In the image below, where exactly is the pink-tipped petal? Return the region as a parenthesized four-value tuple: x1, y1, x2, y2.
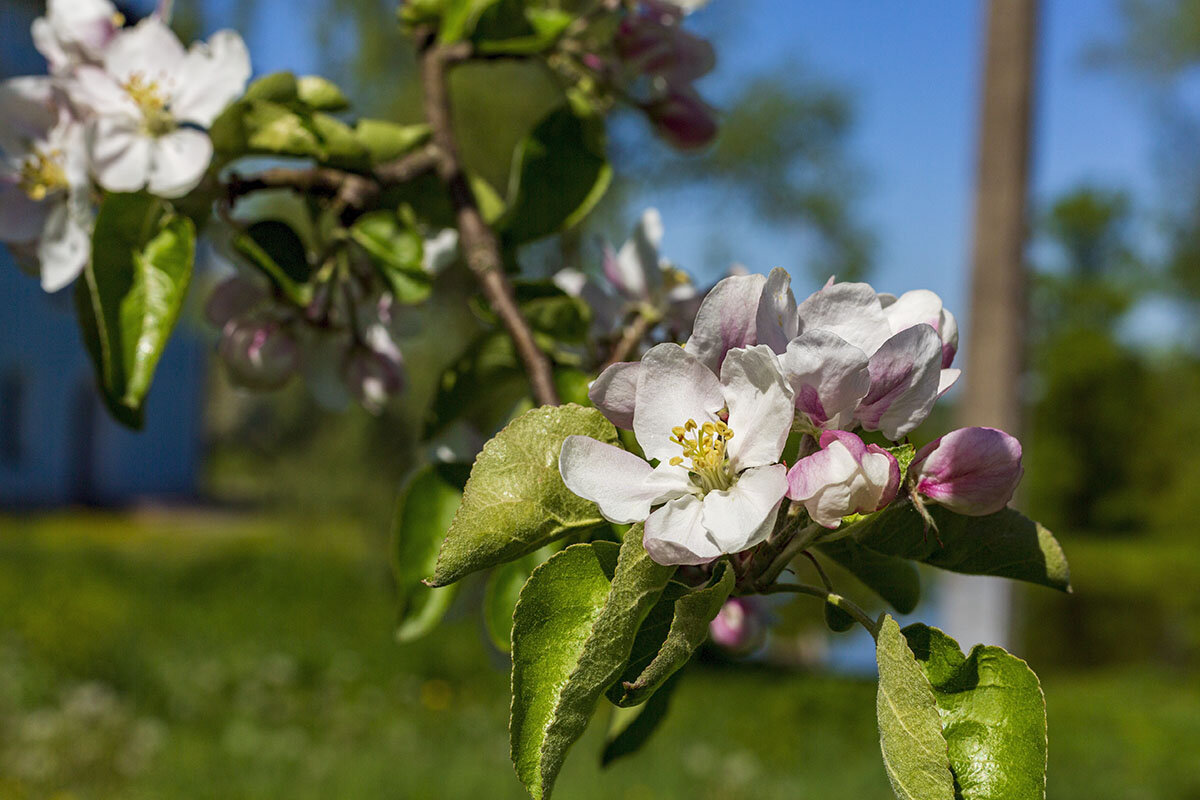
(685, 272, 767, 372)
(589, 361, 641, 430)
(911, 427, 1023, 516)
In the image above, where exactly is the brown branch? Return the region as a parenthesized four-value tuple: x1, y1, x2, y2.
(600, 311, 653, 371)
(417, 31, 560, 407)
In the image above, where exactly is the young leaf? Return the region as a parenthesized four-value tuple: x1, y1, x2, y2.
(355, 119, 431, 164)
(851, 502, 1071, 593)
(817, 538, 921, 614)
(75, 193, 195, 429)
(510, 531, 674, 800)
(824, 601, 857, 632)
(439, 0, 503, 43)
(614, 560, 735, 707)
(350, 211, 432, 304)
(601, 670, 683, 768)
(875, 615, 956, 800)
(500, 105, 612, 245)
(296, 75, 350, 111)
(391, 466, 463, 643)
(902, 624, 1048, 800)
(429, 404, 620, 586)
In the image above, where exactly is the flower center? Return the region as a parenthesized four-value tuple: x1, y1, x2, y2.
(18, 149, 68, 201)
(122, 73, 175, 136)
(669, 418, 734, 492)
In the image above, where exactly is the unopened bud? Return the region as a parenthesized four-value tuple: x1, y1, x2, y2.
(910, 427, 1023, 516)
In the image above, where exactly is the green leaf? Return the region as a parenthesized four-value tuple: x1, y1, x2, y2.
(818, 538, 921, 614)
(889, 442, 917, 481)
(851, 503, 1071, 593)
(476, 7, 574, 54)
(824, 601, 857, 632)
(391, 466, 463, 643)
(614, 560, 734, 707)
(902, 625, 1048, 800)
(601, 670, 682, 768)
(349, 211, 432, 303)
(875, 615, 956, 800)
(510, 531, 674, 800)
(429, 404, 620, 586)
(440, 0, 503, 42)
(231, 222, 313, 307)
(75, 193, 195, 429)
(310, 113, 370, 168)
(501, 105, 612, 245)
(243, 71, 299, 103)
(355, 119, 431, 164)
(484, 556, 535, 652)
(296, 75, 350, 111)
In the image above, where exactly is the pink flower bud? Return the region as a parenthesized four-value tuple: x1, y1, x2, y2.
(709, 597, 765, 655)
(218, 316, 299, 390)
(342, 344, 405, 414)
(643, 88, 718, 150)
(616, 20, 715, 83)
(786, 430, 900, 528)
(205, 277, 266, 328)
(910, 427, 1023, 516)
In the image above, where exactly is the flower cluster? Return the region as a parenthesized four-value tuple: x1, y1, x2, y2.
(554, 208, 701, 343)
(0, 1, 249, 291)
(561, 269, 1023, 565)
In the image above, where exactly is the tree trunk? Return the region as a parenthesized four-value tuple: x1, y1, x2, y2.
(942, 0, 1039, 650)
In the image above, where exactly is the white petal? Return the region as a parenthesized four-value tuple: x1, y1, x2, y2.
(633, 343, 725, 462)
(610, 208, 663, 299)
(0, 183, 50, 243)
(560, 436, 666, 524)
(90, 115, 152, 192)
(0, 77, 57, 152)
(37, 198, 90, 292)
(754, 267, 798, 354)
(937, 368, 961, 397)
(67, 65, 139, 118)
(882, 289, 944, 334)
(856, 325, 943, 441)
(796, 281, 892, 355)
(781, 329, 871, 427)
(684, 272, 766, 372)
(643, 495, 721, 566)
(720, 345, 793, 471)
(148, 128, 212, 197)
(700, 464, 786, 553)
(31, 17, 71, 73)
(589, 361, 641, 429)
(171, 30, 251, 127)
(104, 19, 186, 85)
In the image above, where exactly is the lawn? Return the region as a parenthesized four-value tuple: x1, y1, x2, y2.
(0, 512, 1197, 799)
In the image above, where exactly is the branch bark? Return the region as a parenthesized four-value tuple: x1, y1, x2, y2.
(417, 32, 560, 406)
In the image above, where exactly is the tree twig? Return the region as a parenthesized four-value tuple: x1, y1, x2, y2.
(760, 583, 880, 638)
(416, 30, 560, 406)
(601, 310, 654, 370)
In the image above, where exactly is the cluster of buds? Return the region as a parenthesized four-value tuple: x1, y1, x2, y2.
(561, 268, 1024, 565)
(565, 0, 718, 150)
(0, 0, 250, 292)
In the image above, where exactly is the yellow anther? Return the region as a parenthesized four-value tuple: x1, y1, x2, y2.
(18, 149, 67, 201)
(124, 73, 166, 111)
(112, 11, 126, 27)
(669, 456, 684, 466)
(669, 415, 735, 492)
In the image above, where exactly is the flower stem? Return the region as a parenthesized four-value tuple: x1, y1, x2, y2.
(760, 582, 881, 638)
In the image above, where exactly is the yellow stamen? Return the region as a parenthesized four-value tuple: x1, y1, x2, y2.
(122, 73, 175, 136)
(18, 149, 67, 201)
(669, 416, 735, 492)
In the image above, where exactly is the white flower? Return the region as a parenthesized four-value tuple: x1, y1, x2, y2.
(0, 77, 92, 291)
(69, 19, 250, 198)
(560, 343, 793, 565)
(32, 0, 124, 74)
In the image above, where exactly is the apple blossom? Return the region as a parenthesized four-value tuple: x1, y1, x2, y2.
(555, 208, 700, 339)
(910, 426, 1024, 516)
(709, 597, 766, 655)
(786, 430, 900, 528)
(32, 0, 124, 74)
(561, 343, 793, 565)
(69, 19, 250, 198)
(0, 77, 92, 292)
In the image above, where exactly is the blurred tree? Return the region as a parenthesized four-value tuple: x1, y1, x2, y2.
(1026, 188, 1152, 534)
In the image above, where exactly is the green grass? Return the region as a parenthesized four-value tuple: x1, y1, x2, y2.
(0, 512, 1197, 799)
